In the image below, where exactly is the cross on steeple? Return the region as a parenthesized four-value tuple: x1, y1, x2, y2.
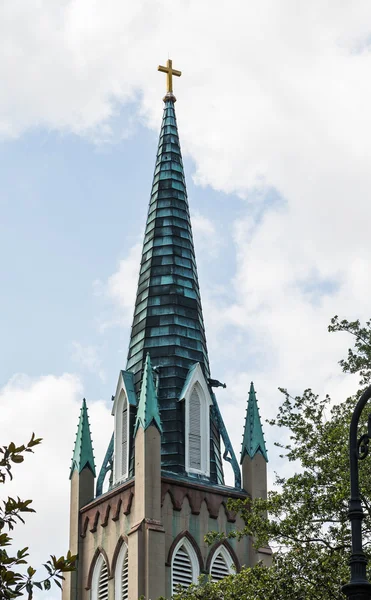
(158, 59, 182, 97)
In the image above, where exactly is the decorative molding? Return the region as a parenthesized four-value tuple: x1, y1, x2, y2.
(101, 504, 111, 528)
(80, 516, 89, 538)
(205, 540, 241, 573)
(161, 478, 245, 522)
(80, 482, 134, 536)
(112, 498, 122, 522)
(86, 547, 111, 590)
(90, 510, 100, 533)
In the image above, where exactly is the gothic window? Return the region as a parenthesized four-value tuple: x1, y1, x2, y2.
(210, 546, 235, 582)
(91, 554, 109, 600)
(189, 387, 201, 470)
(171, 537, 199, 594)
(121, 402, 128, 478)
(114, 390, 129, 482)
(114, 542, 129, 600)
(185, 380, 210, 477)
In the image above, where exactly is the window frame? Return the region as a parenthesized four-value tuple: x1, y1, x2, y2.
(209, 545, 235, 581)
(182, 364, 212, 477)
(171, 536, 199, 594)
(113, 389, 129, 483)
(114, 541, 129, 600)
(91, 554, 109, 600)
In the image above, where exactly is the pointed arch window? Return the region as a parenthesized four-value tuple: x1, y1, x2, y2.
(115, 541, 129, 600)
(91, 554, 109, 600)
(184, 378, 211, 477)
(189, 387, 201, 470)
(210, 546, 235, 582)
(171, 537, 199, 594)
(114, 390, 129, 483)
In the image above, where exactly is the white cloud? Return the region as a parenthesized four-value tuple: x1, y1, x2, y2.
(0, 373, 112, 600)
(71, 341, 106, 381)
(3, 0, 371, 585)
(191, 211, 222, 259)
(94, 243, 141, 330)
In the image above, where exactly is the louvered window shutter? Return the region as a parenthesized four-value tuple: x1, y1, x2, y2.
(211, 552, 231, 581)
(121, 550, 129, 600)
(189, 388, 201, 470)
(121, 404, 128, 478)
(172, 545, 193, 592)
(98, 561, 109, 600)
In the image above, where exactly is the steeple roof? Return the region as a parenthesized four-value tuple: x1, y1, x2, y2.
(70, 399, 96, 479)
(241, 382, 268, 463)
(126, 95, 223, 482)
(134, 353, 162, 435)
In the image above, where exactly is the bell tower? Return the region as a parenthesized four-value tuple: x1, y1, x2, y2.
(63, 61, 270, 600)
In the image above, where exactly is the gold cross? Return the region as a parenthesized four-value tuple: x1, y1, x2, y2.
(158, 59, 182, 95)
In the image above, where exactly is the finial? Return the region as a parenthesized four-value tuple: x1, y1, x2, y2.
(158, 59, 182, 102)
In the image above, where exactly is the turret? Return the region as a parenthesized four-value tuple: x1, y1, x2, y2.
(128, 353, 165, 600)
(241, 382, 271, 565)
(63, 399, 95, 600)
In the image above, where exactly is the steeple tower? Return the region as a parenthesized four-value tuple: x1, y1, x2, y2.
(63, 62, 270, 600)
(63, 400, 95, 600)
(125, 73, 223, 481)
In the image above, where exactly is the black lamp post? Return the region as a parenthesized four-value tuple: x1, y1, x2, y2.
(342, 385, 371, 600)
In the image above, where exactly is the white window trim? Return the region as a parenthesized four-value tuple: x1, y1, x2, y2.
(113, 390, 129, 483)
(181, 364, 211, 477)
(91, 554, 108, 600)
(114, 542, 128, 600)
(210, 545, 235, 578)
(171, 536, 199, 594)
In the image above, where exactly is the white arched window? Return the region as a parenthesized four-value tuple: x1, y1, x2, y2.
(115, 542, 129, 600)
(91, 554, 109, 600)
(180, 363, 212, 477)
(171, 536, 199, 594)
(189, 387, 201, 470)
(113, 390, 129, 482)
(210, 546, 235, 582)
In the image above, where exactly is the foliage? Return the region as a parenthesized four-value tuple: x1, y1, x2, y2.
(172, 317, 371, 599)
(0, 434, 76, 599)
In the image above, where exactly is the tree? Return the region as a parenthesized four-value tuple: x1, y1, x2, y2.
(0, 434, 76, 599)
(172, 317, 371, 599)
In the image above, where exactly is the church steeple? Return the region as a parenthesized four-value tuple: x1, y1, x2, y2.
(241, 382, 268, 463)
(63, 63, 271, 600)
(126, 81, 220, 479)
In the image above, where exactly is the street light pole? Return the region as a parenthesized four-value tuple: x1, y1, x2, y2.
(343, 384, 371, 600)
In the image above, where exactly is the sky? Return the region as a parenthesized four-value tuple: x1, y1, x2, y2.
(1, 0, 371, 597)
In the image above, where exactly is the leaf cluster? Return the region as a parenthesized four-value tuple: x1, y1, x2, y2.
(0, 434, 76, 599)
(174, 316, 371, 599)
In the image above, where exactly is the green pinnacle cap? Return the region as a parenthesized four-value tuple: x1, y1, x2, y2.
(240, 382, 268, 463)
(134, 353, 163, 436)
(70, 399, 96, 479)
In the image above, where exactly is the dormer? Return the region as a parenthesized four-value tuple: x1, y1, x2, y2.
(112, 370, 137, 484)
(179, 363, 212, 477)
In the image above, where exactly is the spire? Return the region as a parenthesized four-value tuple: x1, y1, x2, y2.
(241, 382, 268, 463)
(70, 399, 96, 479)
(134, 353, 162, 435)
(125, 73, 219, 479)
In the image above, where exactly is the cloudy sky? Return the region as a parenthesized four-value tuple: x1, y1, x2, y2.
(1, 1, 370, 597)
